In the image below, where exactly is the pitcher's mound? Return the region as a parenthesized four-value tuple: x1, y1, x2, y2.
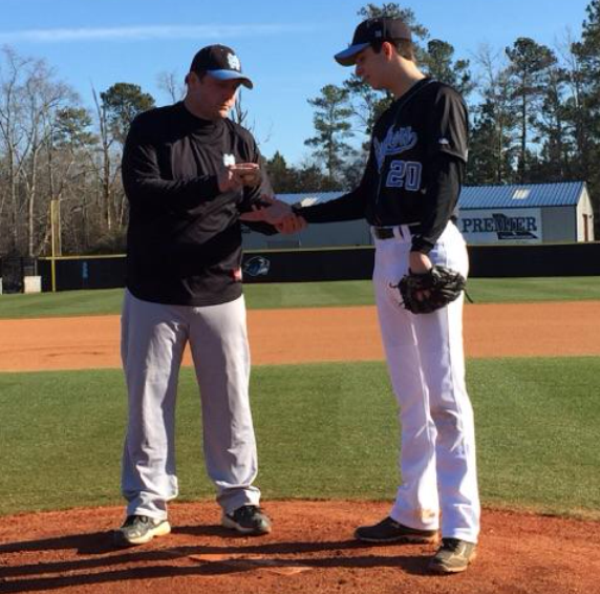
(1, 500, 598, 594)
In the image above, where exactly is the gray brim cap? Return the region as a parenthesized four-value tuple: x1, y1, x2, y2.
(334, 42, 371, 66)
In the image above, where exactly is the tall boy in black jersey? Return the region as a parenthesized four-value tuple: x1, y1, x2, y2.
(242, 17, 480, 574)
(115, 45, 277, 547)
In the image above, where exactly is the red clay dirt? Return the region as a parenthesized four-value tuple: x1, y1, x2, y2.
(1, 301, 600, 593)
(1, 301, 600, 372)
(1, 502, 598, 594)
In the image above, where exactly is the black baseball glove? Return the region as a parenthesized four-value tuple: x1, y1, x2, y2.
(395, 265, 466, 314)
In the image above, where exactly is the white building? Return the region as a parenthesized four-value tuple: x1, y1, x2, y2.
(457, 181, 594, 244)
(242, 181, 595, 249)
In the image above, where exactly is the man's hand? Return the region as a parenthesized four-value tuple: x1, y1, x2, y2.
(275, 213, 307, 235)
(240, 195, 291, 225)
(408, 252, 433, 303)
(218, 163, 261, 192)
(218, 167, 243, 193)
(230, 163, 261, 187)
(240, 195, 307, 235)
(409, 251, 432, 275)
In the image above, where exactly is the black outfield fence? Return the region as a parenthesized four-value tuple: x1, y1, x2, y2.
(1, 242, 599, 293)
(242, 242, 600, 282)
(36, 255, 126, 293)
(467, 242, 600, 278)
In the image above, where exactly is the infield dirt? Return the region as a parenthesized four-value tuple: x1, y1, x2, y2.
(1, 301, 599, 372)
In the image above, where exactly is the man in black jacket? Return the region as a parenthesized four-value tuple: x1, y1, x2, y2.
(115, 44, 275, 547)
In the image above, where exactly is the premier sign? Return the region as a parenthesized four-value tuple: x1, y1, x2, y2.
(458, 208, 542, 244)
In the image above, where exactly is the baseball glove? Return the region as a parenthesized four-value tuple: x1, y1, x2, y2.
(396, 265, 466, 314)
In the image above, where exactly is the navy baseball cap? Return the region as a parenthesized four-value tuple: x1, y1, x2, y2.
(334, 17, 412, 66)
(190, 44, 253, 89)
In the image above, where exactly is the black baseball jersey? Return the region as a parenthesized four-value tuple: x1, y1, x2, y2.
(298, 78, 468, 253)
(122, 102, 274, 306)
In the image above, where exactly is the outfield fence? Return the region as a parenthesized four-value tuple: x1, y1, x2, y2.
(1, 241, 600, 292)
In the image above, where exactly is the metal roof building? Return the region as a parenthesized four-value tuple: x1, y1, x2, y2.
(458, 182, 585, 208)
(457, 182, 594, 244)
(241, 182, 594, 249)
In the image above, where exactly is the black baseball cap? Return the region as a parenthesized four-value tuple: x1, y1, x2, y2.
(334, 17, 412, 66)
(190, 44, 253, 89)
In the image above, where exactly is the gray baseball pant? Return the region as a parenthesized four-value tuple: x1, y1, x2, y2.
(120, 290, 261, 520)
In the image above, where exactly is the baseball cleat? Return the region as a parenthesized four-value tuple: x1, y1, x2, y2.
(222, 505, 272, 535)
(428, 538, 477, 574)
(354, 516, 438, 543)
(113, 515, 171, 547)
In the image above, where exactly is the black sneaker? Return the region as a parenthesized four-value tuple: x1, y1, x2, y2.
(354, 516, 438, 544)
(113, 515, 171, 547)
(428, 538, 477, 574)
(222, 505, 272, 535)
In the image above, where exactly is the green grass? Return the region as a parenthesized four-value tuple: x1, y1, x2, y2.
(1, 276, 600, 319)
(464, 276, 600, 303)
(1, 357, 599, 518)
(0, 288, 125, 319)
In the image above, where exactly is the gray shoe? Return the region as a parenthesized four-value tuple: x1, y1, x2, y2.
(113, 515, 171, 547)
(354, 516, 438, 543)
(429, 538, 477, 573)
(222, 505, 272, 535)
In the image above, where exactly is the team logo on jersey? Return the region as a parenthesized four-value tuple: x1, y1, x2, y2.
(374, 126, 418, 171)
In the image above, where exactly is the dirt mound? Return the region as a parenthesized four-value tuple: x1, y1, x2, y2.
(1, 501, 597, 594)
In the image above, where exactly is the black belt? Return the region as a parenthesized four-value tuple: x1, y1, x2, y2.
(373, 223, 421, 240)
(373, 227, 395, 239)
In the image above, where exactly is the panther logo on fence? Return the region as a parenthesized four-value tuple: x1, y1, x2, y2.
(243, 256, 270, 277)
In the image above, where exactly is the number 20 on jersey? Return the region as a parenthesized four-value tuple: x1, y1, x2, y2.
(386, 160, 422, 192)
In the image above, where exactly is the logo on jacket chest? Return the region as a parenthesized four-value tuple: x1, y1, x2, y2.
(374, 126, 418, 171)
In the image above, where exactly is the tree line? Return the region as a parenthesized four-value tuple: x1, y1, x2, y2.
(1, 1, 599, 258)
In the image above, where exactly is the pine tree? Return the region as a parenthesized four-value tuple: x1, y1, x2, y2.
(100, 83, 155, 145)
(422, 40, 474, 98)
(505, 38, 557, 182)
(571, 0, 600, 235)
(304, 85, 354, 184)
(535, 65, 573, 181)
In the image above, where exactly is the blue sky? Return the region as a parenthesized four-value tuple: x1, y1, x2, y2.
(0, 0, 594, 165)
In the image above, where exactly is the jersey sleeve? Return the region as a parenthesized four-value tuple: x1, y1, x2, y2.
(426, 86, 468, 163)
(410, 154, 465, 254)
(295, 149, 377, 223)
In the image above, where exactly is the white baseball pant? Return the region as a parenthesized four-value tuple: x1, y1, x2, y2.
(373, 222, 480, 543)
